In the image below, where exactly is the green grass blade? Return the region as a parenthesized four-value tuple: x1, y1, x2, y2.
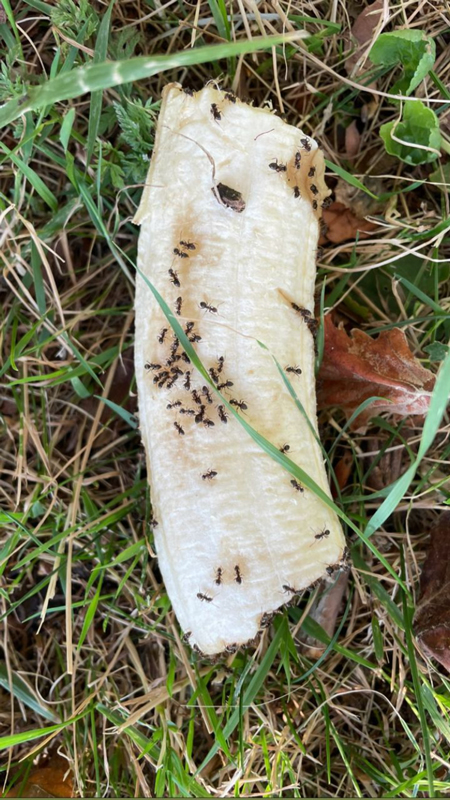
(86, 0, 114, 164)
(0, 663, 57, 722)
(0, 35, 300, 129)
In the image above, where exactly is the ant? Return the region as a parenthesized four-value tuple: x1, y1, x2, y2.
(145, 362, 161, 371)
(185, 322, 194, 334)
(189, 333, 202, 343)
(283, 584, 297, 594)
(217, 405, 228, 423)
(294, 151, 301, 168)
(293, 187, 301, 199)
(184, 371, 191, 390)
(290, 479, 304, 492)
(224, 91, 236, 103)
(211, 103, 221, 121)
(191, 389, 202, 405)
(279, 443, 290, 454)
(175, 296, 183, 315)
(215, 567, 223, 585)
(217, 380, 233, 390)
(230, 399, 247, 411)
(183, 87, 194, 96)
(181, 352, 191, 363)
(203, 418, 215, 428)
(174, 422, 185, 435)
(180, 240, 196, 250)
(168, 268, 180, 287)
(234, 565, 242, 584)
(153, 370, 169, 384)
(217, 356, 225, 373)
(308, 166, 316, 178)
(286, 365, 302, 375)
(322, 196, 332, 209)
(202, 469, 217, 480)
(158, 327, 168, 344)
(173, 247, 189, 259)
(326, 566, 335, 577)
(167, 400, 182, 409)
(310, 184, 318, 196)
(312, 200, 318, 211)
(301, 137, 312, 152)
(195, 405, 205, 424)
(197, 592, 212, 602)
(209, 367, 219, 384)
(269, 159, 287, 173)
(202, 386, 213, 404)
(315, 528, 331, 540)
(180, 407, 195, 416)
(200, 301, 217, 313)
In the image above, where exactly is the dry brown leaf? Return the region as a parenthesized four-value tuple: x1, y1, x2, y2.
(321, 201, 377, 244)
(317, 316, 435, 430)
(345, 120, 361, 159)
(5, 756, 74, 798)
(414, 512, 450, 671)
(345, 0, 385, 75)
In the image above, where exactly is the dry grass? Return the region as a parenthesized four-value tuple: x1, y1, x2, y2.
(1, 0, 450, 796)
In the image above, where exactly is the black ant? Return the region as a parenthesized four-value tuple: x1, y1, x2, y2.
(202, 386, 213, 404)
(310, 184, 318, 196)
(168, 268, 180, 287)
(153, 370, 169, 384)
(184, 371, 191, 390)
(217, 405, 228, 423)
(170, 338, 179, 357)
(224, 91, 236, 103)
(167, 400, 182, 409)
(279, 443, 290, 454)
(308, 166, 316, 178)
(174, 422, 185, 435)
(209, 367, 219, 383)
(230, 399, 247, 411)
(215, 567, 223, 585)
(195, 405, 205, 424)
(158, 328, 168, 344)
(217, 380, 233, 390)
(180, 407, 195, 416)
(200, 301, 217, 313)
(211, 103, 221, 121)
(197, 592, 212, 602)
(294, 151, 301, 168)
(202, 469, 217, 480)
(175, 296, 183, 315)
(217, 356, 225, 373)
(173, 247, 189, 259)
(269, 159, 287, 173)
(315, 528, 331, 540)
(326, 566, 335, 577)
(189, 333, 202, 343)
(183, 87, 194, 96)
(145, 362, 161, 371)
(312, 200, 318, 211)
(203, 418, 215, 428)
(290, 479, 304, 492)
(181, 352, 191, 363)
(283, 584, 297, 594)
(286, 365, 302, 375)
(301, 137, 312, 152)
(322, 196, 332, 209)
(191, 389, 202, 405)
(293, 187, 301, 198)
(185, 322, 194, 334)
(234, 565, 242, 584)
(180, 240, 196, 250)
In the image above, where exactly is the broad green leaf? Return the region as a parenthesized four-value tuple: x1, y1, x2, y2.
(379, 100, 441, 165)
(369, 29, 436, 97)
(423, 342, 449, 362)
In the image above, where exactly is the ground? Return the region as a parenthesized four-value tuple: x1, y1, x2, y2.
(1, 0, 450, 797)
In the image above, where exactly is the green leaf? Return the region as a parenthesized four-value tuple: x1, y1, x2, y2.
(86, 0, 114, 164)
(423, 342, 449, 362)
(0, 663, 57, 722)
(59, 106, 75, 151)
(369, 29, 435, 97)
(429, 161, 450, 192)
(379, 100, 441, 165)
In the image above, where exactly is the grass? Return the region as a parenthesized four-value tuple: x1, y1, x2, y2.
(1, 0, 450, 797)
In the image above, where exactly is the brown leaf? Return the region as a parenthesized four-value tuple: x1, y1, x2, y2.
(345, 0, 385, 75)
(345, 120, 361, 159)
(6, 755, 74, 798)
(414, 512, 450, 671)
(317, 316, 435, 430)
(321, 201, 377, 244)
